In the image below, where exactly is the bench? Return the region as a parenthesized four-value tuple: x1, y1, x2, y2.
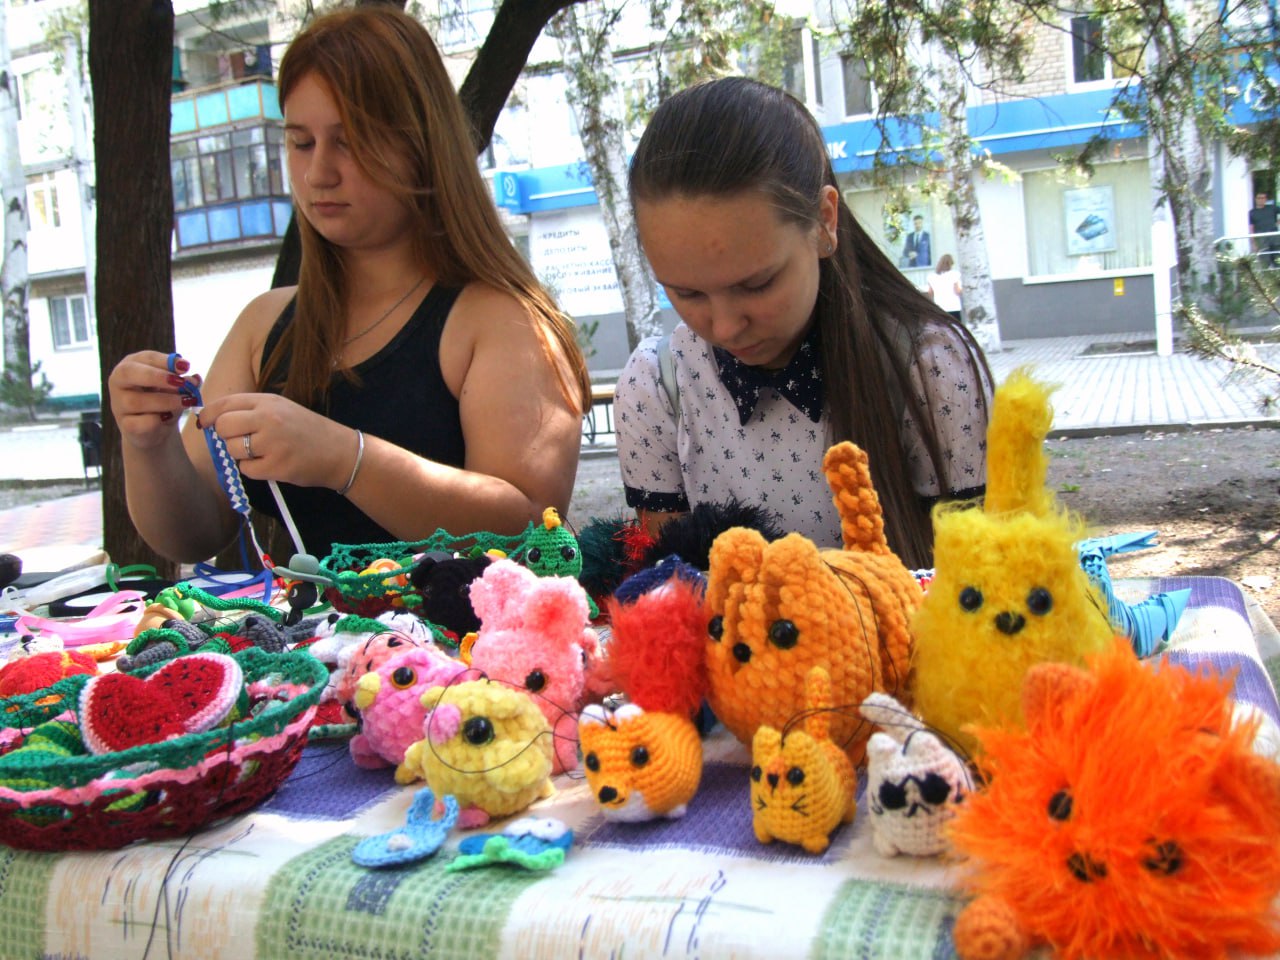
(582, 382, 616, 444)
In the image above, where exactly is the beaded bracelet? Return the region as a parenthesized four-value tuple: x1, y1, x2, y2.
(336, 429, 365, 496)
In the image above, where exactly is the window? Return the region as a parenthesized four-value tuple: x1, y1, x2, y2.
(781, 27, 806, 102)
(810, 35, 823, 107)
(15, 67, 57, 122)
(49, 295, 92, 350)
(170, 124, 285, 212)
(841, 54, 874, 117)
(1022, 160, 1152, 276)
(27, 173, 60, 229)
(1069, 15, 1140, 85)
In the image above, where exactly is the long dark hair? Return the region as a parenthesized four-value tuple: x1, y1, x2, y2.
(629, 76, 991, 566)
(265, 6, 589, 413)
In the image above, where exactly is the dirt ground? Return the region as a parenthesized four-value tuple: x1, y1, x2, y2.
(2, 426, 1277, 625)
(1044, 426, 1279, 626)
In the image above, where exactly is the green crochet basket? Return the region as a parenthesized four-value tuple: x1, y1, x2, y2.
(319, 525, 533, 617)
(0, 647, 327, 852)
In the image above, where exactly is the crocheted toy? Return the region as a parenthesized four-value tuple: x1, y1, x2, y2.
(859, 691, 972, 858)
(750, 666, 856, 854)
(446, 816, 573, 873)
(308, 609, 437, 704)
(333, 628, 431, 717)
(400, 677, 555, 829)
(579, 575, 708, 822)
(705, 441, 919, 764)
(640, 497, 785, 571)
(0, 650, 97, 698)
(78, 652, 244, 754)
(349, 646, 468, 780)
(406, 551, 492, 637)
(910, 370, 1116, 756)
(464, 558, 605, 773)
(949, 641, 1280, 960)
(522, 507, 588, 585)
(1076, 531, 1191, 656)
(351, 787, 458, 868)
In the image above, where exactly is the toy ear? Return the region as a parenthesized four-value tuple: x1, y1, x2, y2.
(1210, 739, 1280, 827)
(459, 632, 478, 665)
(706, 528, 767, 612)
(468, 558, 536, 628)
(752, 723, 782, 759)
(983, 369, 1057, 518)
(1022, 661, 1092, 734)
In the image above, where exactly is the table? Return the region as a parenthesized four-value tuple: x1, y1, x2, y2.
(0, 576, 1276, 960)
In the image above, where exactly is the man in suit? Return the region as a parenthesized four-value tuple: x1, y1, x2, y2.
(902, 214, 931, 268)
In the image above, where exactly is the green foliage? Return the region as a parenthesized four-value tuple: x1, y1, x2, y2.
(0, 361, 54, 422)
(575, 317, 600, 360)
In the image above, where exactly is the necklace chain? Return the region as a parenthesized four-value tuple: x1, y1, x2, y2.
(340, 275, 426, 349)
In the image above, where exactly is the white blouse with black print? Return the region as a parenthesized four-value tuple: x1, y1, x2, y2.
(614, 320, 990, 549)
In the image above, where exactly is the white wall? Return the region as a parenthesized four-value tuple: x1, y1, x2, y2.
(171, 261, 277, 376)
(975, 174, 1028, 281)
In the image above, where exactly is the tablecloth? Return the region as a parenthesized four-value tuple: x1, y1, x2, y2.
(0, 575, 1276, 960)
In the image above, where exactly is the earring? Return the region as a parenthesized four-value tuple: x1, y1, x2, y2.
(825, 239, 836, 256)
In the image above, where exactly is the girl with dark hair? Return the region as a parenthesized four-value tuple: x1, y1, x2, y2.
(615, 76, 993, 568)
(109, 6, 590, 562)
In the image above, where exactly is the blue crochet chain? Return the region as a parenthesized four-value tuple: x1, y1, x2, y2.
(167, 353, 308, 565)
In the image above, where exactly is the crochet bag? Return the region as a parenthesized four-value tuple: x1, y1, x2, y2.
(0, 647, 326, 852)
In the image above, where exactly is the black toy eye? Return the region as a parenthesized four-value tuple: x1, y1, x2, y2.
(387, 637, 402, 647)
(878, 781, 907, 810)
(1027, 587, 1053, 616)
(527, 547, 542, 564)
(462, 716, 494, 745)
(343, 701, 360, 719)
(584, 752, 600, 772)
(959, 587, 983, 612)
(630, 745, 649, 767)
(391, 666, 416, 689)
(561, 546, 576, 561)
(786, 766, 805, 785)
(1048, 789, 1072, 821)
(1143, 840, 1183, 875)
(918, 773, 951, 804)
(750, 765, 762, 781)
(525, 670, 547, 693)
(708, 615, 723, 641)
(768, 619, 799, 649)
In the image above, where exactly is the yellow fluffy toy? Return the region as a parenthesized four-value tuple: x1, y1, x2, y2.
(909, 369, 1116, 756)
(705, 442, 920, 765)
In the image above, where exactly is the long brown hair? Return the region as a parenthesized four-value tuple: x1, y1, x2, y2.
(263, 5, 590, 413)
(629, 76, 992, 567)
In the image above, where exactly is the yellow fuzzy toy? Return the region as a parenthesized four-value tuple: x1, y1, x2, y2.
(401, 678, 555, 829)
(705, 442, 920, 765)
(750, 666, 856, 854)
(909, 369, 1115, 756)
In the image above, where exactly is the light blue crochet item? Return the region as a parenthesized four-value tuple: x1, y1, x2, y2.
(1077, 531, 1192, 657)
(352, 788, 458, 868)
(445, 816, 573, 873)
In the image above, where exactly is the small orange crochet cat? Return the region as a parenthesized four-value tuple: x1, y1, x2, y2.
(949, 640, 1280, 960)
(705, 442, 919, 764)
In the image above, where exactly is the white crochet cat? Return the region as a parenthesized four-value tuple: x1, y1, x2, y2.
(859, 692, 973, 857)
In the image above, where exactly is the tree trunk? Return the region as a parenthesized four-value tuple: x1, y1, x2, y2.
(88, 0, 179, 578)
(0, 2, 34, 417)
(553, 1, 661, 351)
(937, 45, 1001, 354)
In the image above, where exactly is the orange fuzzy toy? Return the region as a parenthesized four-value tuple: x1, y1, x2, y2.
(949, 640, 1280, 960)
(750, 666, 856, 853)
(578, 577, 707, 821)
(705, 442, 919, 764)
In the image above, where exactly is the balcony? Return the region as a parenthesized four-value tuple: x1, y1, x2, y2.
(171, 77, 282, 135)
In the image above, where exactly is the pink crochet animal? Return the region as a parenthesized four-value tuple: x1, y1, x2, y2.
(334, 628, 431, 717)
(349, 646, 469, 782)
(464, 558, 601, 773)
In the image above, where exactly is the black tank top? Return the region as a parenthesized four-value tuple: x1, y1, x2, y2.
(242, 285, 465, 556)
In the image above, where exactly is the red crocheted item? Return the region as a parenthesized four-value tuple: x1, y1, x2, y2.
(0, 651, 97, 698)
(79, 653, 243, 754)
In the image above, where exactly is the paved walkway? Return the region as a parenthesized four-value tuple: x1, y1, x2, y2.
(1, 331, 1276, 570)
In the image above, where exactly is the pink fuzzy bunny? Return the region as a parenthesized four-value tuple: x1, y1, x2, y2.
(465, 558, 602, 773)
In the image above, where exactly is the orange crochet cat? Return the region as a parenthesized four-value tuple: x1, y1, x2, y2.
(705, 442, 920, 765)
(949, 641, 1280, 960)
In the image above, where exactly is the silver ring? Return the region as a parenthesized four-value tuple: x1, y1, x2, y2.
(243, 434, 255, 459)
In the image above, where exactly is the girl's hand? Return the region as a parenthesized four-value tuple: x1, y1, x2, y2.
(198, 391, 354, 491)
(108, 351, 202, 450)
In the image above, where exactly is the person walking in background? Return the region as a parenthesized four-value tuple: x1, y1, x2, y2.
(902, 214, 931, 269)
(107, 7, 589, 563)
(613, 77, 993, 569)
(926, 254, 963, 322)
(1248, 191, 1278, 267)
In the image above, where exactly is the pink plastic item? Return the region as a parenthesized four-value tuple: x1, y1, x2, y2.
(14, 590, 146, 648)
